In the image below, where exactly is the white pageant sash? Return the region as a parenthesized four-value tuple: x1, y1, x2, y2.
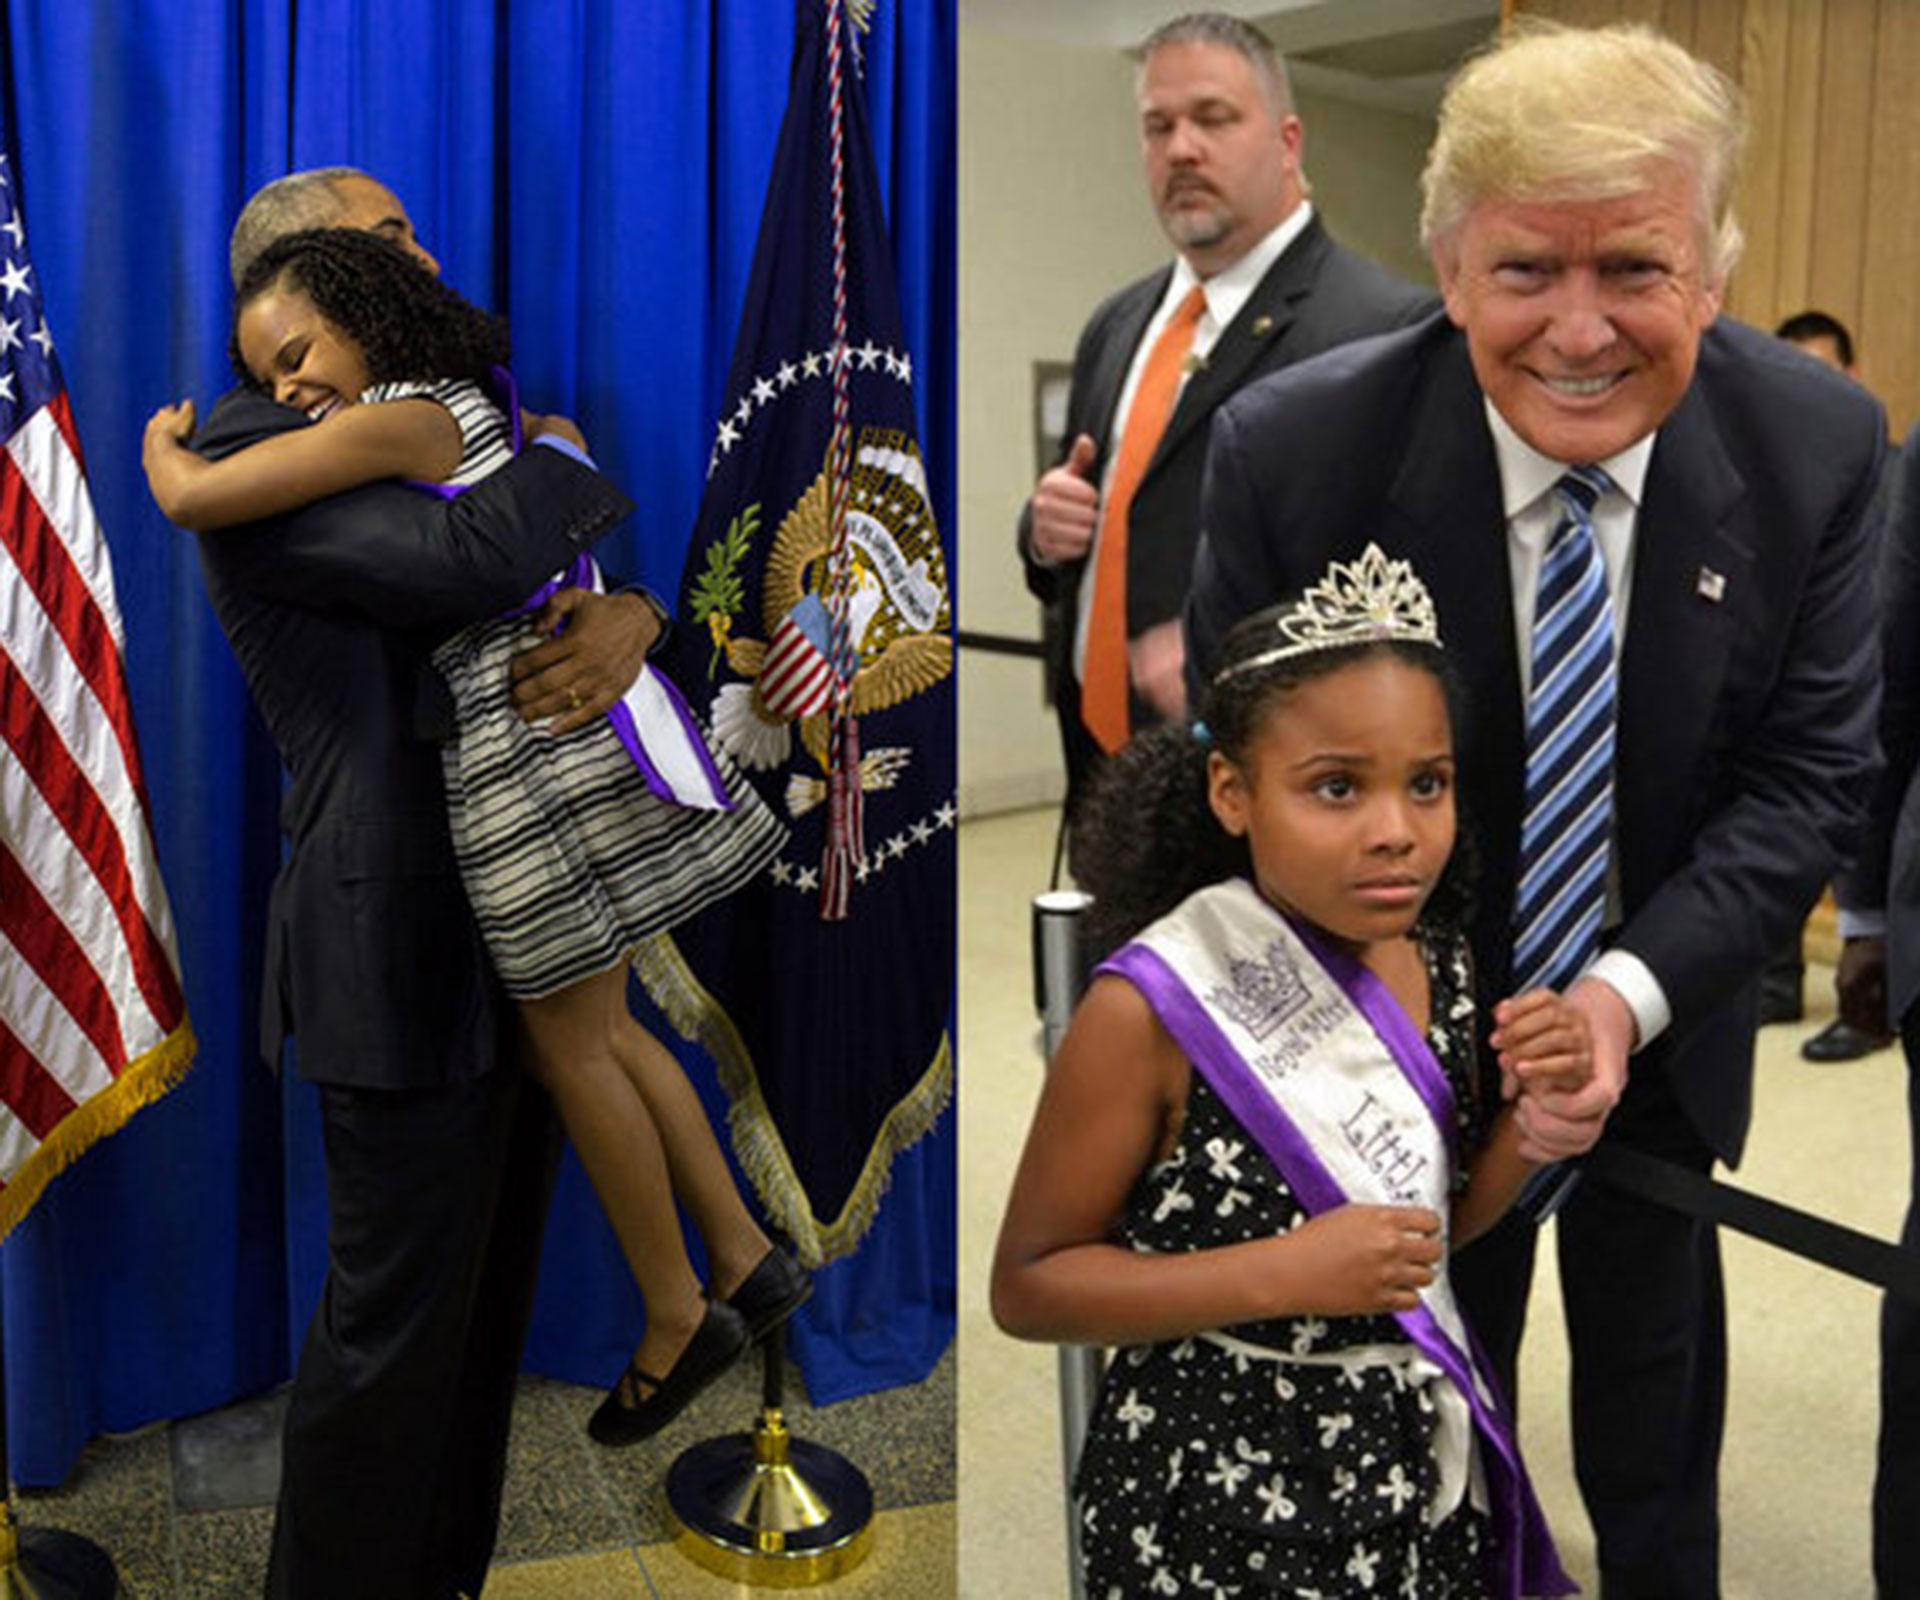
(1103, 879, 1571, 1600)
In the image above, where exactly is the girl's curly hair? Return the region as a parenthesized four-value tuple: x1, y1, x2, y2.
(1068, 607, 1475, 962)
(229, 227, 509, 392)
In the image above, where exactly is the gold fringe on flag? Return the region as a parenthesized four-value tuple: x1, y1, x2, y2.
(633, 934, 950, 1267)
(0, 1018, 198, 1244)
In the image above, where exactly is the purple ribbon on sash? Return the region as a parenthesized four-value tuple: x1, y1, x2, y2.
(413, 370, 735, 813)
(1102, 887, 1574, 1600)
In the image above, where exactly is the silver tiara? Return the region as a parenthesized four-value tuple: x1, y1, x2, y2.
(1213, 543, 1442, 683)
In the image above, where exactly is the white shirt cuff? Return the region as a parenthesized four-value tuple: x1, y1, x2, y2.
(1839, 908, 1888, 940)
(1587, 948, 1670, 1051)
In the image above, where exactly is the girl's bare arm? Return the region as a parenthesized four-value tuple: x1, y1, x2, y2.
(991, 975, 1444, 1347)
(143, 396, 464, 531)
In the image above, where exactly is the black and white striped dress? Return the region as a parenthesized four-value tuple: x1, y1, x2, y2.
(365, 378, 784, 999)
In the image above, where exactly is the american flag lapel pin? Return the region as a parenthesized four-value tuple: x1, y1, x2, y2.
(1250, 314, 1275, 337)
(1696, 566, 1726, 603)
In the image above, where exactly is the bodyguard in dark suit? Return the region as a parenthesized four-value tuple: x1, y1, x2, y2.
(1188, 24, 1882, 1597)
(187, 171, 644, 1600)
(1824, 422, 1920, 1596)
(1016, 11, 1430, 809)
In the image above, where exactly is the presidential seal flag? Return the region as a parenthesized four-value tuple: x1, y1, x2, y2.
(636, 0, 953, 1265)
(0, 153, 195, 1239)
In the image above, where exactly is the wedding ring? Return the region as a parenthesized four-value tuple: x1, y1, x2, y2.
(568, 687, 583, 711)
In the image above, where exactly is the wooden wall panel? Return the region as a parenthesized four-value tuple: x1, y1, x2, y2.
(1734, 0, 1797, 320)
(1804, 0, 1876, 335)
(1685, 0, 1747, 84)
(1860, 0, 1920, 435)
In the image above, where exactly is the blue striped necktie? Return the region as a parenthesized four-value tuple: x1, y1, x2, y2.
(1513, 465, 1616, 993)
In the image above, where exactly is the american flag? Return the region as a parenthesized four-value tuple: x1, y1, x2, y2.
(0, 152, 194, 1239)
(758, 592, 840, 720)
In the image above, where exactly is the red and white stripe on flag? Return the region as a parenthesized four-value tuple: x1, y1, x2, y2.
(0, 368, 195, 1241)
(758, 598, 839, 720)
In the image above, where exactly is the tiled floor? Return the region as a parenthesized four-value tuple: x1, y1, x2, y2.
(15, 1344, 953, 1598)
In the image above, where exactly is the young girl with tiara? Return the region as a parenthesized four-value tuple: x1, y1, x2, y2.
(993, 546, 1581, 1598)
(142, 227, 810, 1445)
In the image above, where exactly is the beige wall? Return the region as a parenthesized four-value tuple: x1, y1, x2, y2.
(958, 26, 1435, 818)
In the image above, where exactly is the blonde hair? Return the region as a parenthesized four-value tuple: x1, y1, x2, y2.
(1420, 21, 1745, 286)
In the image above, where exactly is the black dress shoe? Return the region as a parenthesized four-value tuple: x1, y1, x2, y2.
(1801, 1019, 1894, 1062)
(726, 1247, 813, 1340)
(587, 1299, 751, 1447)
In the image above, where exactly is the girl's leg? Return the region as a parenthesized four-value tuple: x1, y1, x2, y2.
(516, 968, 708, 1382)
(602, 992, 773, 1300)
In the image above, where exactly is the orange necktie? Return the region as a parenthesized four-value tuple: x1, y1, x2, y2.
(1081, 285, 1207, 754)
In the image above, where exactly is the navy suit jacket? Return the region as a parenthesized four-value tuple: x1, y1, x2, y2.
(1019, 215, 1434, 714)
(1188, 311, 1884, 1162)
(193, 388, 634, 1090)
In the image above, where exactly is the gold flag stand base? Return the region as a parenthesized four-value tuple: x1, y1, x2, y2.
(0, 1505, 117, 1599)
(665, 1327, 873, 1588)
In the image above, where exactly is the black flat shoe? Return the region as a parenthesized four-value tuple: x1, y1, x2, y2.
(726, 1247, 814, 1341)
(587, 1299, 750, 1447)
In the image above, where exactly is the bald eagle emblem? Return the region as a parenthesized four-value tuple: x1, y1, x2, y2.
(703, 427, 952, 817)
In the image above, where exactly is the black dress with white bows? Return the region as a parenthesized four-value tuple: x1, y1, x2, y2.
(1075, 926, 1495, 1599)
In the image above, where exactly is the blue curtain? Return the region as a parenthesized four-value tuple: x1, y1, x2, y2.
(0, 0, 955, 1486)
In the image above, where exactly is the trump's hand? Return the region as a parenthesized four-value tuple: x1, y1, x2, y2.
(1507, 975, 1630, 1163)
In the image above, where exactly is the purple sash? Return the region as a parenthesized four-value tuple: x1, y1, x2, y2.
(1102, 879, 1573, 1599)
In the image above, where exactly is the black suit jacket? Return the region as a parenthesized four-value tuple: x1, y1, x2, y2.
(1189, 311, 1884, 1162)
(193, 389, 634, 1090)
(1018, 215, 1434, 717)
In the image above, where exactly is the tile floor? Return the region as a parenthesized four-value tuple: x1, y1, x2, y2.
(14, 1342, 952, 1598)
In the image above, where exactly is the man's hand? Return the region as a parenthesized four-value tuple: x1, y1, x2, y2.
(520, 408, 588, 454)
(1028, 433, 1101, 566)
(1836, 933, 1891, 1036)
(509, 588, 662, 734)
(1128, 619, 1187, 722)
(1506, 974, 1631, 1163)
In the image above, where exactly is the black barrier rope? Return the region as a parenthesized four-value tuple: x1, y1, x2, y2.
(1582, 1142, 1920, 1305)
(956, 628, 1048, 659)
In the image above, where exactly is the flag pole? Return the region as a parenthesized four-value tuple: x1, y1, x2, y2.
(0, 1320, 118, 1599)
(665, 1270, 874, 1584)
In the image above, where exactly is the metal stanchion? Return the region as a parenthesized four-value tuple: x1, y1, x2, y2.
(0, 1339, 117, 1599)
(1031, 890, 1101, 1600)
(665, 1297, 873, 1587)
